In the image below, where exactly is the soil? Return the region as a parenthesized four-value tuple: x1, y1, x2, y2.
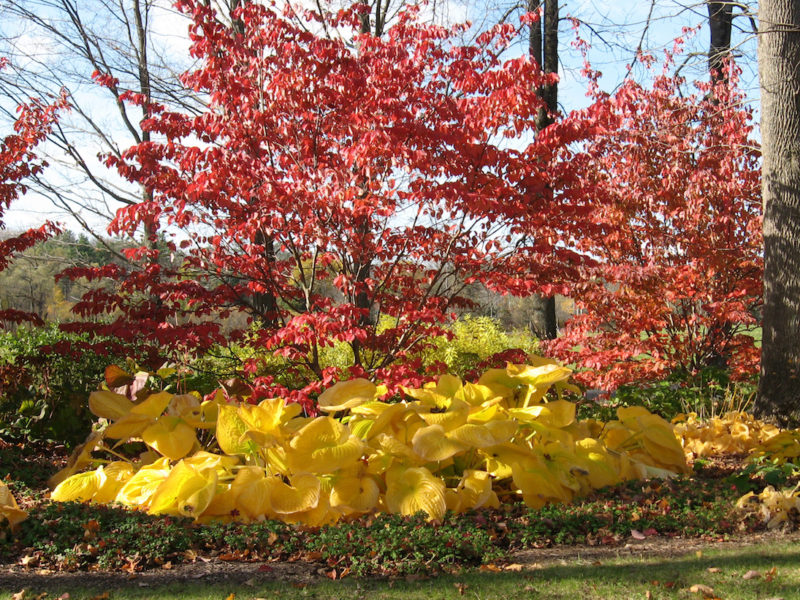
(3, 530, 800, 594)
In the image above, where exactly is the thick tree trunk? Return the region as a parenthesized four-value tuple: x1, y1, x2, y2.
(755, 0, 800, 426)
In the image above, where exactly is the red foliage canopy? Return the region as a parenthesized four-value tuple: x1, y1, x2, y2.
(64, 2, 593, 406)
(545, 61, 762, 390)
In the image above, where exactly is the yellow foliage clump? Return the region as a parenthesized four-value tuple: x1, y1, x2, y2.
(50, 359, 690, 524)
(673, 411, 781, 460)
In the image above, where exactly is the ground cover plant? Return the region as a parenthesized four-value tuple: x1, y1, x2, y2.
(4, 358, 800, 580)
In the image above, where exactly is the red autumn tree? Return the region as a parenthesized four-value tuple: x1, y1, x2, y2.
(545, 58, 762, 391)
(0, 61, 65, 326)
(63, 2, 592, 407)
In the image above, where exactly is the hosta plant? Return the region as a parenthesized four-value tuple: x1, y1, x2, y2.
(49, 359, 689, 525)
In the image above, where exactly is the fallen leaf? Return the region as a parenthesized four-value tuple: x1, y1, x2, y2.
(244, 578, 257, 587)
(11, 591, 27, 600)
(696, 551, 703, 558)
(267, 531, 278, 545)
(646, 591, 653, 600)
(631, 529, 646, 540)
(454, 582, 468, 595)
(765, 566, 777, 582)
(258, 564, 273, 572)
(504, 563, 523, 572)
(290, 583, 308, 590)
(89, 593, 109, 600)
(161, 561, 172, 570)
(20, 555, 38, 568)
(224, 594, 234, 600)
(742, 570, 761, 580)
(707, 567, 721, 573)
(480, 564, 502, 572)
(689, 584, 715, 597)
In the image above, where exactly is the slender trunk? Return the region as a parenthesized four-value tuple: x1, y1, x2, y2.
(528, 0, 559, 340)
(707, 1, 733, 83)
(755, 0, 800, 426)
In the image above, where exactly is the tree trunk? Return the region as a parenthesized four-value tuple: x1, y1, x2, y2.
(707, 1, 733, 83)
(755, 0, 800, 426)
(528, 0, 559, 340)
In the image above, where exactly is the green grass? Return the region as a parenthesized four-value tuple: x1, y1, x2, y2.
(2, 539, 800, 599)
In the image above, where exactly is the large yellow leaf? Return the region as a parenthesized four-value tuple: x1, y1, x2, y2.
(330, 475, 380, 513)
(318, 378, 377, 412)
(270, 474, 321, 515)
(0, 482, 27, 528)
(412, 424, 466, 462)
(455, 382, 497, 407)
(418, 398, 469, 430)
(93, 462, 136, 503)
(51, 469, 100, 502)
(89, 390, 133, 420)
(142, 416, 197, 461)
(115, 458, 172, 508)
(289, 417, 364, 473)
(385, 466, 446, 520)
(47, 432, 103, 488)
(511, 460, 573, 509)
(231, 467, 273, 520)
(216, 404, 259, 457)
(447, 424, 499, 449)
(481, 442, 535, 480)
(505, 363, 572, 388)
(131, 391, 173, 418)
(104, 413, 152, 440)
(148, 460, 218, 518)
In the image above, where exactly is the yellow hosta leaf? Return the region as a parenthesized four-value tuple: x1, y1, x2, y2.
(47, 432, 103, 488)
(318, 378, 377, 412)
(51, 469, 101, 502)
(148, 460, 218, 518)
(232, 467, 273, 520)
(93, 462, 136, 503)
(330, 475, 380, 513)
(289, 417, 364, 473)
(412, 424, 467, 462)
(183, 451, 239, 473)
(512, 460, 574, 509)
(505, 363, 572, 388)
(142, 417, 197, 461)
(131, 391, 173, 418)
(216, 404, 259, 457)
(455, 382, 498, 406)
(350, 402, 407, 439)
(447, 423, 500, 449)
(115, 458, 172, 508)
(89, 390, 133, 420)
(418, 398, 469, 430)
(574, 439, 621, 490)
(0, 482, 26, 528)
(385, 466, 446, 520)
(481, 442, 535, 480)
(104, 413, 152, 440)
(270, 474, 321, 515)
(449, 470, 496, 512)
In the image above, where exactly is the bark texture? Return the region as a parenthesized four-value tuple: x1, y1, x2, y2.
(756, 0, 800, 426)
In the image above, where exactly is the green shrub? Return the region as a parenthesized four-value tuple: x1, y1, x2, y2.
(0, 324, 131, 446)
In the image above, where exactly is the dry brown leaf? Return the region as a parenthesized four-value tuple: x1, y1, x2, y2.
(631, 529, 646, 540)
(742, 570, 761, 580)
(11, 591, 27, 600)
(504, 563, 523, 572)
(689, 583, 715, 597)
(765, 566, 778, 582)
(454, 582, 468, 595)
(707, 567, 721, 573)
